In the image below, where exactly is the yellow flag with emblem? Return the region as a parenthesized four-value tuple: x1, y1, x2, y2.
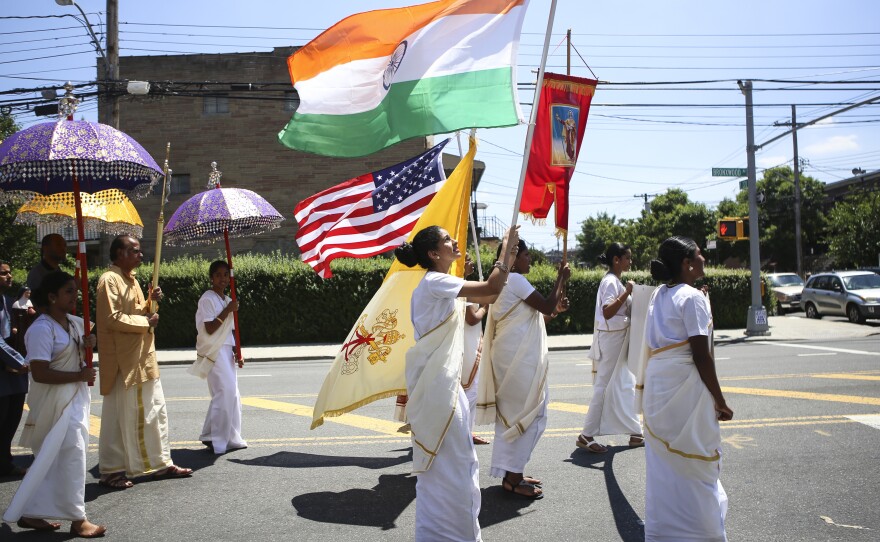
(311, 135, 476, 429)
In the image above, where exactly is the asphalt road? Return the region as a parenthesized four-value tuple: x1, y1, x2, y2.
(2, 337, 879, 541)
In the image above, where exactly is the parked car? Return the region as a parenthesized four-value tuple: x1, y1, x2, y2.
(765, 273, 804, 315)
(802, 270, 880, 324)
(860, 267, 880, 276)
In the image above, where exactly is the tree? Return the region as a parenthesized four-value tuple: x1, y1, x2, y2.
(574, 189, 715, 270)
(574, 212, 627, 267)
(0, 111, 41, 269)
(730, 166, 826, 271)
(824, 189, 880, 268)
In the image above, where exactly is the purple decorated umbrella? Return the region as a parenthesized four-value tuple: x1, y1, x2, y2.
(164, 162, 284, 364)
(0, 84, 162, 372)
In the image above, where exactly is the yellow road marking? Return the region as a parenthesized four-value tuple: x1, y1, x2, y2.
(722, 386, 880, 406)
(814, 430, 831, 436)
(813, 373, 880, 382)
(548, 402, 589, 414)
(241, 397, 403, 435)
(89, 415, 101, 438)
(549, 383, 590, 389)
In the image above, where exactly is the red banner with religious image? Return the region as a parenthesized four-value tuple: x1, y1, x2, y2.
(520, 73, 597, 234)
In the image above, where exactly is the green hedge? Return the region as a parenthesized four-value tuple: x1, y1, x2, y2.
(10, 254, 775, 348)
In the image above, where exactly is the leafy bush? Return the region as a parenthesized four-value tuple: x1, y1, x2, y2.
(62, 255, 773, 348)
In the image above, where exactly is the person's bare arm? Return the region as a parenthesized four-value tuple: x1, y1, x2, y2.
(522, 263, 571, 315)
(30, 360, 96, 385)
(688, 335, 733, 421)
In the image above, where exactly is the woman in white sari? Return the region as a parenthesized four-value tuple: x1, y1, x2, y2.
(578, 242, 643, 453)
(640, 236, 733, 542)
(194, 260, 247, 455)
(3, 271, 106, 538)
(394, 225, 518, 542)
(477, 240, 570, 500)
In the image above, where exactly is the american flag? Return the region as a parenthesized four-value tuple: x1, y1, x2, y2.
(295, 139, 450, 278)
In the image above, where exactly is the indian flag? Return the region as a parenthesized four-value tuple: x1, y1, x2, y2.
(278, 0, 528, 158)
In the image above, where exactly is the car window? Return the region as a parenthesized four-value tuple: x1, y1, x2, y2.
(844, 274, 880, 290)
(830, 278, 843, 291)
(776, 275, 804, 286)
(809, 276, 827, 290)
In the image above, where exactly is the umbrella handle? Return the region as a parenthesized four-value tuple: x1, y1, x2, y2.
(72, 162, 94, 386)
(224, 229, 243, 367)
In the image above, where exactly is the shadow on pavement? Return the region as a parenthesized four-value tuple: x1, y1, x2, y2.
(85, 447, 219, 502)
(291, 472, 416, 530)
(1, 521, 71, 540)
(229, 449, 412, 470)
(478, 484, 541, 528)
(565, 446, 645, 542)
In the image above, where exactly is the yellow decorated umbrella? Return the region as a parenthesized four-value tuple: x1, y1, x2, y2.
(15, 188, 144, 237)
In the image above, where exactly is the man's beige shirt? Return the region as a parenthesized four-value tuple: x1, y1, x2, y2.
(96, 265, 158, 395)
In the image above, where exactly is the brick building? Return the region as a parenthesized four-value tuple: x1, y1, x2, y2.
(93, 47, 433, 264)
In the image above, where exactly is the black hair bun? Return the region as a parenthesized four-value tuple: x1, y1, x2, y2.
(650, 259, 672, 281)
(394, 242, 419, 267)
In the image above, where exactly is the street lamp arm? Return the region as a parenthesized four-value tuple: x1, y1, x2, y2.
(55, 1, 107, 64)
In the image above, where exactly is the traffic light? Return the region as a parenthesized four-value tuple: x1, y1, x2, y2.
(718, 218, 739, 240)
(717, 217, 749, 241)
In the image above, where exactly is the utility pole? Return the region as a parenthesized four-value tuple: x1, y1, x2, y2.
(107, 0, 119, 128)
(739, 80, 770, 336)
(634, 193, 653, 212)
(791, 105, 803, 277)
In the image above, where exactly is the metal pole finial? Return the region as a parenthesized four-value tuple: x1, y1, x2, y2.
(208, 161, 222, 188)
(58, 81, 79, 119)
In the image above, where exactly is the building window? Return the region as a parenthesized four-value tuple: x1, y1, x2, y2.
(170, 174, 191, 195)
(203, 96, 229, 115)
(283, 90, 300, 113)
(154, 174, 190, 196)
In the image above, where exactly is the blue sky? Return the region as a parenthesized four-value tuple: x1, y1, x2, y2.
(2, 0, 879, 250)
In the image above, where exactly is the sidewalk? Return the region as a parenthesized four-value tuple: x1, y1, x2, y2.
(124, 315, 878, 366)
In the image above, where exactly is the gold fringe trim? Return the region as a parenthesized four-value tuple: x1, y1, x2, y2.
(520, 212, 546, 226)
(554, 227, 567, 238)
(543, 78, 596, 96)
(310, 388, 407, 430)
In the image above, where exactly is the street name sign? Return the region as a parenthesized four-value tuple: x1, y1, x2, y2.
(712, 168, 748, 177)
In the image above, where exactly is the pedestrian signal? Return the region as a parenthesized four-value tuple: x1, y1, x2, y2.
(718, 218, 739, 240)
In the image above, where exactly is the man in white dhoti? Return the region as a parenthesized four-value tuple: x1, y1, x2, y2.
(96, 235, 192, 489)
(639, 236, 733, 542)
(477, 240, 569, 500)
(395, 225, 518, 542)
(578, 242, 643, 453)
(3, 271, 106, 537)
(193, 260, 247, 454)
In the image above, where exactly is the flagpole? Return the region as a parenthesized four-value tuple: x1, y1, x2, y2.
(455, 130, 483, 281)
(508, 0, 559, 231)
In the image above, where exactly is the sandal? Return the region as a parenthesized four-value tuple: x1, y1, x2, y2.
(151, 465, 193, 480)
(629, 435, 645, 448)
(17, 517, 62, 531)
(523, 475, 542, 487)
(98, 472, 133, 490)
(472, 434, 490, 445)
(576, 434, 607, 454)
(502, 475, 544, 500)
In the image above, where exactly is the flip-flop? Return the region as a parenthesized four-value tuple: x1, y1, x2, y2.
(502, 476, 544, 500)
(98, 473, 133, 490)
(576, 435, 608, 454)
(629, 435, 646, 448)
(151, 465, 193, 480)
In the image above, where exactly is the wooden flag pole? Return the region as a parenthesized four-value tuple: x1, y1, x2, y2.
(508, 0, 559, 232)
(149, 143, 171, 328)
